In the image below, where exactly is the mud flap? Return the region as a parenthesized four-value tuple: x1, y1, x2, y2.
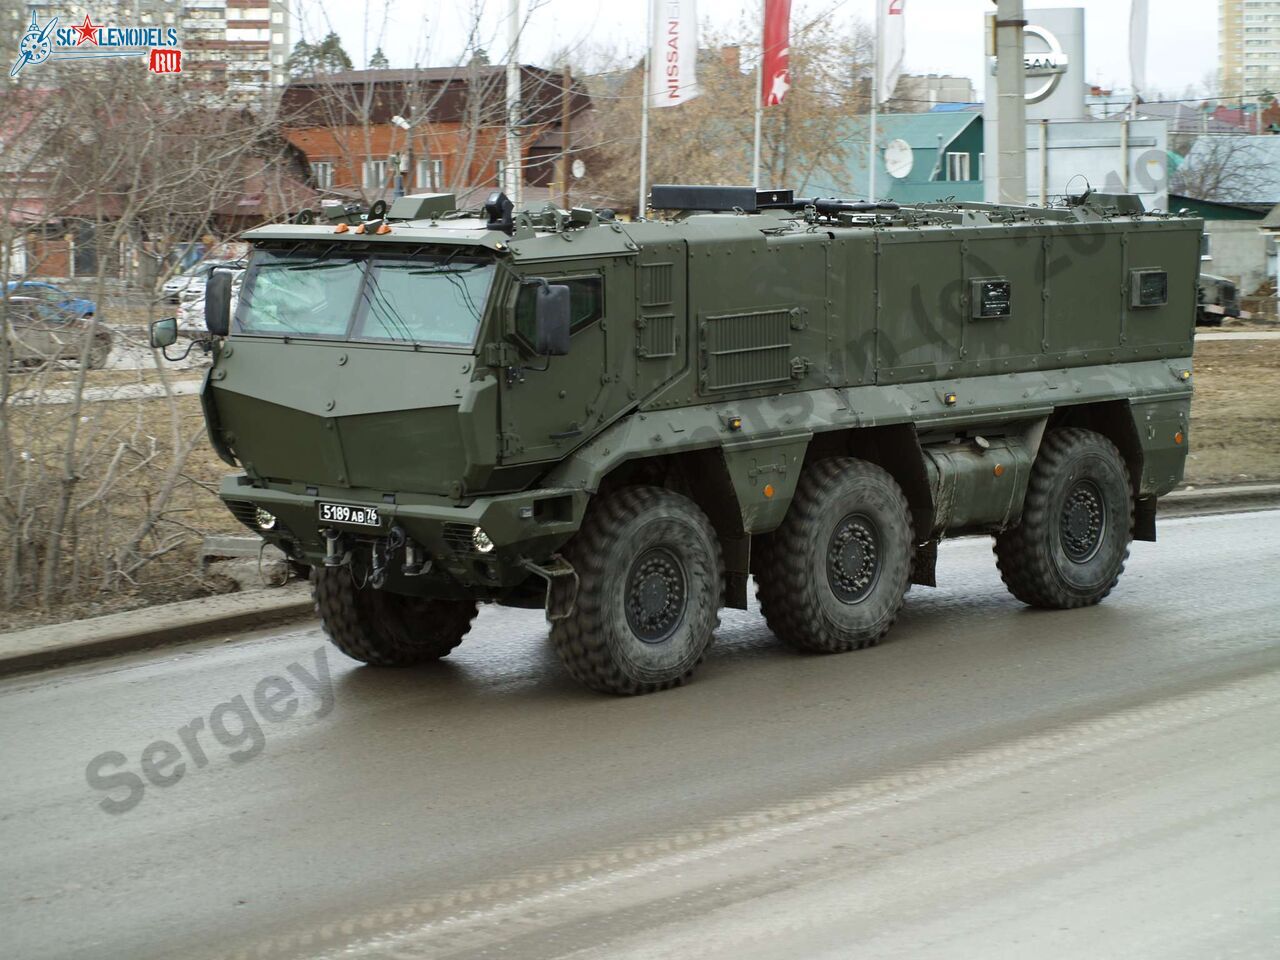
(912, 540, 938, 587)
(1134, 496, 1157, 542)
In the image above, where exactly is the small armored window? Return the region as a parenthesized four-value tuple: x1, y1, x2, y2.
(1130, 269, 1168, 308)
(515, 276, 603, 345)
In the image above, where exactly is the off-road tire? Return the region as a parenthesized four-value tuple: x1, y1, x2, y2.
(993, 427, 1133, 609)
(756, 458, 913, 653)
(550, 486, 723, 695)
(312, 567, 478, 666)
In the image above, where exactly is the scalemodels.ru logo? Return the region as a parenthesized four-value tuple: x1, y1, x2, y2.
(10, 9, 183, 78)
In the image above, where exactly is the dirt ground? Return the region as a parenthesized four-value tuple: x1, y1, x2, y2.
(1, 335, 1276, 631)
(1185, 336, 1280, 486)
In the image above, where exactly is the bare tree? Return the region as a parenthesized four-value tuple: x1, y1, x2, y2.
(577, 18, 873, 212)
(1171, 135, 1275, 202)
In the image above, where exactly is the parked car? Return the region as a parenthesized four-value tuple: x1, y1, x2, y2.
(1196, 272, 1250, 327)
(3, 280, 96, 318)
(162, 259, 246, 304)
(3, 296, 112, 368)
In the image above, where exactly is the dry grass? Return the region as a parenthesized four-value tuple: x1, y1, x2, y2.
(1185, 337, 1280, 486)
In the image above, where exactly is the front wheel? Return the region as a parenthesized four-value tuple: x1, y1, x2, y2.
(993, 427, 1134, 609)
(313, 567, 477, 666)
(550, 486, 723, 695)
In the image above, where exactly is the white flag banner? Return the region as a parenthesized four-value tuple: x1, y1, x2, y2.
(1129, 0, 1148, 98)
(649, 0, 700, 107)
(877, 0, 906, 105)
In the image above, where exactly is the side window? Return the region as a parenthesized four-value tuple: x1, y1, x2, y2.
(514, 276, 603, 345)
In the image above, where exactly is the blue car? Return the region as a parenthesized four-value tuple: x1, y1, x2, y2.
(3, 281, 96, 318)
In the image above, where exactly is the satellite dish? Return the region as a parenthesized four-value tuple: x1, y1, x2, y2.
(571, 158, 586, 180)
(883, 139, 914, 180)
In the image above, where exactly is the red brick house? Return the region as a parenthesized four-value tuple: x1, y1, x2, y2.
(280, 64, 591, 206)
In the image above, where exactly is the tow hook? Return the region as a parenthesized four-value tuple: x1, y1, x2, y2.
(402, 537, 431, 577)
(519, 554, 579, 622)
(369, 526, 406, 589)
(322, 528, 347, 567)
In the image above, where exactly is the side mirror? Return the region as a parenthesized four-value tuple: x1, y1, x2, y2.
(205, 268, 234, 337)
(150, 317, 178, 349)
(534, 283, 571, 356)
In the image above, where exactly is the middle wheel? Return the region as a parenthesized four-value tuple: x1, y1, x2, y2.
(550, 486, 724, 695)
(756, 457, 913, 653)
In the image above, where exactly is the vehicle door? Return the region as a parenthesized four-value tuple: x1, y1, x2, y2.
(497, 260, 622, 464)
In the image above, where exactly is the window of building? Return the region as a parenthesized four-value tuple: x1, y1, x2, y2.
(946, 151, 971, 181)
(312, 161, 334, 190)
(496, 158, 508, 186)
(416, 158, 444, 190)
(362, 159, 388, 190)
(978, 152, 985, 180)
(1201, 233, 1212, 261)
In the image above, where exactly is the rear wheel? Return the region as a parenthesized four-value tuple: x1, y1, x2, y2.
(313, 567, 477, 666)
(550, 486, 723, 695)
(993, 427, 1133, 609)
(756, 458, 913, 653)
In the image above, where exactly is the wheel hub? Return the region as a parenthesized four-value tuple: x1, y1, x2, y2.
(827, 513, 881, 604)
(1060, 479, 1106, 563)
(625, 547, 687, 643)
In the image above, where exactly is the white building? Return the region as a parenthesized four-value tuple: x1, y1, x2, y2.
(982, 7, 1169, 211)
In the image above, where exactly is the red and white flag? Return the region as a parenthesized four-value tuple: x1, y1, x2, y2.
(761, 0, 791, 106)
(876, 0, 906, 104)
(649, 0, 700, 108)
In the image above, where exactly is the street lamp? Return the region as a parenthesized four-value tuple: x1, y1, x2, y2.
(390, 114, 415, 198)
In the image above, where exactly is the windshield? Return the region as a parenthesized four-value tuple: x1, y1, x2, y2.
(234, 249, 495, 347)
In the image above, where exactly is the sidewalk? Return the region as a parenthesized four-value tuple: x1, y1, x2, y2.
(0, 584, 314, 676)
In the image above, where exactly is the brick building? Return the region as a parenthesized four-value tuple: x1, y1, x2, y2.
(280, 65, 590, 206)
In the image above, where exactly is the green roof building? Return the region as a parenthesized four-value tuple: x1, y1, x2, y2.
(808, 111, 984, 204)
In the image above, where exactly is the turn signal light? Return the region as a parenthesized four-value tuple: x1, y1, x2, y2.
(993, 464, 1005, 477)
(1174, 431, 1184, 445)
(763, 483, 775, 499)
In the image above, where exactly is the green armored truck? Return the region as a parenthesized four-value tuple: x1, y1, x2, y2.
(152, 185, 1199, 695)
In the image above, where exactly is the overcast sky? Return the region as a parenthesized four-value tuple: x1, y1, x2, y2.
(300, 1, 1218, 100)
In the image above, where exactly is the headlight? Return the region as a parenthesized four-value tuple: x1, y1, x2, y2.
(471, 526, 495, 554)
(255, 507, 277, 531)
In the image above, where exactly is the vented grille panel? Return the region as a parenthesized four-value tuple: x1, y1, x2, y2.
(443, 522, 477, 554)
(702, 310, 792, 390)
(225, 499, 261, 531)
(640, 262, 674, 306)
(637, 313, 676, 359)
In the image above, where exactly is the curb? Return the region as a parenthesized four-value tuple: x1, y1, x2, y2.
(0, 584, 315, 678)
(0, 486, 1276, 680)
(1160, 482, 1280, 517)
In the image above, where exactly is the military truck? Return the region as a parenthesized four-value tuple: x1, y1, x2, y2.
(1196, 272, 1247, 326)
(152, 185, 1199, 695)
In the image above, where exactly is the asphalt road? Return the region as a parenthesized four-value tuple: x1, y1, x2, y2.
(1, 511, 1277, 960)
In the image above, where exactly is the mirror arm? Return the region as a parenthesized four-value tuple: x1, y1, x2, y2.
(159, 337, 214, 362)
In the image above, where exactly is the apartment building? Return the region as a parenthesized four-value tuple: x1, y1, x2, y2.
(1221, 0, 1280, 100)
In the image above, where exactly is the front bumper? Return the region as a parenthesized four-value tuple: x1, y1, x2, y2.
(219, 475, 588, 590)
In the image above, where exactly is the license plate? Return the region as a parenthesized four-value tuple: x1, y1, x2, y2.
(318, 501, 381, 528)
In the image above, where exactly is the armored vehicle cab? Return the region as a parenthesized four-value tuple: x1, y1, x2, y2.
(156, 186, 1200, 695)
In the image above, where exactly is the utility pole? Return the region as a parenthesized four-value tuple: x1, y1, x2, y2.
(560, 64, 572, 209)
(995, 0, 1027, 205)
(505, 0, 522, 205)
